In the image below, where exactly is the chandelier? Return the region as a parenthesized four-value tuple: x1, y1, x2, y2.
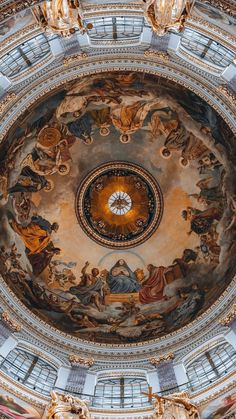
(33, 0, 92, 37)
(143, 0, 195, 36)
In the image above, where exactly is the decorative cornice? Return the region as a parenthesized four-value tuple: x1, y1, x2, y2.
(0, 93, 17, 115)
(69, 354, 94, 367)
(149, 353, 174, 365)
(219, 303, 236, 326)
(1, 311, 21, 332)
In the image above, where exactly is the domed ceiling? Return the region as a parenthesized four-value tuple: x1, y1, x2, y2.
(0, 71, 235, 344)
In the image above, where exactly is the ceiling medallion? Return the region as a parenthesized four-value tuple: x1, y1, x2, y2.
(75, 162, 164, 249)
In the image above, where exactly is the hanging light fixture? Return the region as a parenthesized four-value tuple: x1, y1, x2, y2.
(143, 0, 195, 36)
(33, 0, 92, 37)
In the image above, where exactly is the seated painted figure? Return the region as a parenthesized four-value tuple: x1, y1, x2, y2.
(108, 259, 141, 294)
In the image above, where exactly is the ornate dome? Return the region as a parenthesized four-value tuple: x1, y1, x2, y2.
(0, 1, 235, 418)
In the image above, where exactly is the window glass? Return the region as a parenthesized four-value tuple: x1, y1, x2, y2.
(181, 29, 234, 67)
(0, 348, 57, 395)
(85, 16, 145, 41)
(0, 34, 51, 78)
(186, 342, 236, 391)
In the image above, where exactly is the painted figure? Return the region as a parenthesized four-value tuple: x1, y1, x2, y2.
(108, 260, 141, 294)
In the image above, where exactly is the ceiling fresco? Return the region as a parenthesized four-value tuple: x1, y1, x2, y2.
(0, 72, 235, 344)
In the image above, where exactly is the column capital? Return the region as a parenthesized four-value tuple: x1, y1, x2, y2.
(1, 312, 21, 332)
(149, 353, 175, 366)
(68, 354, 94, 367)
(0, 92, 17, 116)
(219, 303, 236, 326)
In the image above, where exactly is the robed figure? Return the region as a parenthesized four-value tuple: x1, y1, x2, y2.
(108, 260, 141, 294)
(139, 264, 169, 303)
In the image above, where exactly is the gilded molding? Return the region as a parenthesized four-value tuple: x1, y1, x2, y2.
(0, 93, 17, 115)
(219, 303, 236, 326)
(1, 311, 21, 332)
(149, 353, 174, 365)
(69, 354, 94, 367)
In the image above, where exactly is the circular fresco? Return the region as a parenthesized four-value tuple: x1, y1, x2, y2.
(75, 162, 163, 249)
(0, 71, 235, 344)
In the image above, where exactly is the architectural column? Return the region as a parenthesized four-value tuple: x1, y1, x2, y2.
(0, 73, 12, 97)
(83, 371, 97, 396)
(220, 304, 236, 349)
(76, 32, 90, 48)
(48, 37, 64, 58)
(0, 335, 17, 358)
(54, 366, 71, 390)
(167, 33, 181, 53)
(0, 312, 21, 350)
(65, 354, 94, 395)
(140, 26, 153, 47)
(173, 362, 188, 388)
(150, 354, 178, 393)
(222, 63, 236, 82)
(146, 369, 160, 393)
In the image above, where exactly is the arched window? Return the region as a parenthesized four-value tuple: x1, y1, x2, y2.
(186, 342, 236, 391)
(0, 348, 57, 395)
(180, 29, 235, 68)
(0, 34, 51, 78)
(85, 16, 145, 42)
(93, 376, 150, 408)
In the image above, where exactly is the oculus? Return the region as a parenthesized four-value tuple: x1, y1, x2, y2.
(75, 162, 164, 249)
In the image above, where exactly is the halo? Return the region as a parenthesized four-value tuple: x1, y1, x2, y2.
(179, 156, 190, 168)
(83, 136, 94, 145)
(120, 133, 131, 143)
(43, 179, 54, 192)
(160, 146, 171, 159)
(100, 126, 110, 137)
(38, 126, 61, 147)
(58, 162, 70, 176)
